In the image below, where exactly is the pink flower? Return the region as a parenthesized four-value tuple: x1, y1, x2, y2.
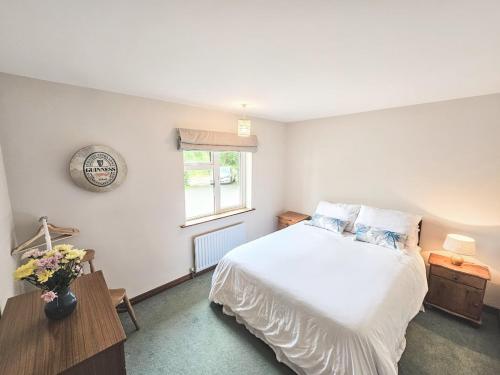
(41, 291, 57, 303)
(21, 248, 42, 259)
(36, 256, 59, 270)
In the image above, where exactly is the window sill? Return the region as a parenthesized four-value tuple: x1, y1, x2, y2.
(181, 208, 255, 228)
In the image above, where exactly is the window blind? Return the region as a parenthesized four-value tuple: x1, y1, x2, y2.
(177, 128, 258, 152)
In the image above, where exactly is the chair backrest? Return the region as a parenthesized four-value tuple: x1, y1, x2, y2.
(81, 249, 96, 273)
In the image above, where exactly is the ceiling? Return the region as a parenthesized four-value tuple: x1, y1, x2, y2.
(1, 1, 500, 122)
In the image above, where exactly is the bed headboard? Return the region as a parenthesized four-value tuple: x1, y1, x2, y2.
(417, 220, 422, 247)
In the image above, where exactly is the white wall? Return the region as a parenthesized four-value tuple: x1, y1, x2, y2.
(2, 72, 499, 309)
(0, 143, 17, 312)
(285, 94, 500, 308)
(0, 73, 286, 297)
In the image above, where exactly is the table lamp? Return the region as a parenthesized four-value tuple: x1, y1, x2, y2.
(443, 233, 476, 266)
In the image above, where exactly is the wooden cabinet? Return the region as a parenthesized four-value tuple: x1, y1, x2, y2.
(277, 211, 310, 230)
(0, 271, 127, 375)
(425, 253, 490, 325)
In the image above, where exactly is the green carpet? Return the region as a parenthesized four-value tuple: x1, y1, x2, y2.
(120, 272, 500, 375)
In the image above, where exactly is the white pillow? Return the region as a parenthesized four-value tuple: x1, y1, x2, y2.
(353, 205, 422, 249)
(314, 201, 361, 233)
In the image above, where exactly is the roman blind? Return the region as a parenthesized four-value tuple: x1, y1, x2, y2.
(177, 128, 258, 152)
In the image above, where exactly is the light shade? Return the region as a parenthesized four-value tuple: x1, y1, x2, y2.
(443, 233, 476, 256)
(238, 119, 251, 137)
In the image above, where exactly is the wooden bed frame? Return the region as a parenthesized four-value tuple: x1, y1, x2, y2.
(417, 220, 423, 246)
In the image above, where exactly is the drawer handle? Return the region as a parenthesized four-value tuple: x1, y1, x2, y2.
(473, 303, 480, 307)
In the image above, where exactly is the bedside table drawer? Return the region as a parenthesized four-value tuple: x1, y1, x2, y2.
(427, 275, 483, 320)
(277, 220, 289, 230)
(277, 211, 310, 231)
(278, 218, 294, 226)
(431, 265, 486, 290)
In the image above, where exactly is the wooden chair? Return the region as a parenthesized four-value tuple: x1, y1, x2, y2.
(81, 249, 140, 330)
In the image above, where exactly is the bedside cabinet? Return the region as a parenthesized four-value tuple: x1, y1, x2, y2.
(425, 253, 490, 326)
(277, 211, 310, 230)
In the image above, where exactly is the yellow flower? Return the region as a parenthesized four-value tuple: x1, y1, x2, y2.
(36, 269, 54, 283)
(53, 244, 74, 253)
(65, 249, 86, 260)
(14, 259, 37, 280)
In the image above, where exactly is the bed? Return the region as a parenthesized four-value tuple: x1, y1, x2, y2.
(209, 216, 428, 375)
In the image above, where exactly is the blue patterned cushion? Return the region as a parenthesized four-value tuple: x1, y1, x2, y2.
(354, 223, 407, 250)
(354, 223, 371, 242)
(305, 214, 348, 233)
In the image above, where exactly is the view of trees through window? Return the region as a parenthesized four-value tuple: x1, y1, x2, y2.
(183, 151, 245, 220)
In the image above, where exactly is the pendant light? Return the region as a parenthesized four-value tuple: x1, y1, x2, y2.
(238, 104, 251, 137)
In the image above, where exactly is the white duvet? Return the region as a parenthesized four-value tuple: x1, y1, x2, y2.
(209, 222, 428, 375)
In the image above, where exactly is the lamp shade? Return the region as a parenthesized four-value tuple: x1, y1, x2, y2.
(443, 234, 476, 256)
(238, 118, 251, 137)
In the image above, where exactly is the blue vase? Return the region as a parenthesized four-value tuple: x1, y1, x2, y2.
(44, 287, 77, 320)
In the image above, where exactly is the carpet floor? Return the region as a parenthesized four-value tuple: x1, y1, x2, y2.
(121, 272, 500, 375)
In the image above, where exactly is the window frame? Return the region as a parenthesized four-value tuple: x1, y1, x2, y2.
(183, 151, 247, 221)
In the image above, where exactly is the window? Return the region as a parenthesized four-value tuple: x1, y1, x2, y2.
(183, 150, 250, 221)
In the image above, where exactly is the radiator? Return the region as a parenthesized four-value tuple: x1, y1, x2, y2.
(193, 223, 246, 273)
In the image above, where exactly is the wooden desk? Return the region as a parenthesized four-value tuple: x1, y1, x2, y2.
(0, 271, 127, 375)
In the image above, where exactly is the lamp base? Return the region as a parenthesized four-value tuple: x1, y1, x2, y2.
(450, 255, 464, 266)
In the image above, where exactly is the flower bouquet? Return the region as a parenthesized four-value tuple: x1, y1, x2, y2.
(14, 244, 86, 320)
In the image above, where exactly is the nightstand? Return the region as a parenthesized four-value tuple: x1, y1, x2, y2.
(425, 253, 490, 326)
(277, 211, 310, 230)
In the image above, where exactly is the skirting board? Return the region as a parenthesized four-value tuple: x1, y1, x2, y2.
(129, 274, 192, 305)
(128, 265, 217, 305)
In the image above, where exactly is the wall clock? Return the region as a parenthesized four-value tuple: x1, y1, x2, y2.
(69, 145, 127, 192)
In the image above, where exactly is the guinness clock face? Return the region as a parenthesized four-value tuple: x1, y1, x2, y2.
(70, 145, 127, 192)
